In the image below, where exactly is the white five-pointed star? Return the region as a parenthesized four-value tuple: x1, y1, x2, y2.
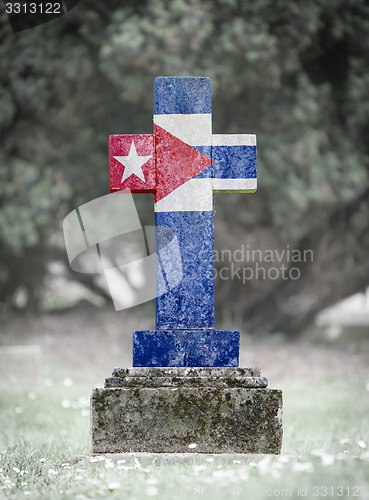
(114, 141, 152, 183)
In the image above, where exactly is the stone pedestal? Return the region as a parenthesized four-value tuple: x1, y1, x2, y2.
(91, 367, 283, 454)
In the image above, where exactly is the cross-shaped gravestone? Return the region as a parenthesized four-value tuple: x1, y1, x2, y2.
(109, 77, 257, 367)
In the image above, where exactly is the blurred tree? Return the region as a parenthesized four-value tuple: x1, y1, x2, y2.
(0, 0, 368, 334)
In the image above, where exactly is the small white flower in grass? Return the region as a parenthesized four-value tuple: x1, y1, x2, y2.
(146, 477, 158, 485)
(21, 482, 27, 486)
(39, 459, 46, 463)
(117, 459, 126, 464)
(336, 453, 349, 460)
(78, 396, 89, 407)
(292, 462, 314, 472)
(311, 449, 325, 457)
(27, 392, 37, 400)
(13, 467, 20, 474)
(272, 461, 283, 470)
(108, 482, 121, 491)
(104, 462, 114, 469)
(61, 400, 70, 409)
(206, 457, 214, 463)
(232, 460, 241, 464)
(271, 468, 281, 479)
(4, 477, 13, 487)
(212, 469, 225, 479)
(193, 465, 207, 472)
(188, 443, 197, 449)
(339, 438, 349, 445)
(358, 440, 367, 449)
(63, 378, 73, 387)
(237, 467, 249, 481)
(321, 454, 335, 467)
(256, 455, 272, 474)
(48, 469, 58, 477)
(212, 469, 238, 481)
(146, 486, 159, 496)
(277, 455, 290, 463)
(90, 458, 99, 463)
(24, 491, 31, 496)
(15, 407, 22, 414)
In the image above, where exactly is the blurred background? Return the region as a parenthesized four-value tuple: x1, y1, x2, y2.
(1, 0, 369, 386)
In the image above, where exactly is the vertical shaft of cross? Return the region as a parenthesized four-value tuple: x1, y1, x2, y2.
(129, 76, 250, 366)
(153, 77, 215, 331)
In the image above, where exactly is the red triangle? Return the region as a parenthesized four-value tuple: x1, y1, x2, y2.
(154, 124, 213, 202)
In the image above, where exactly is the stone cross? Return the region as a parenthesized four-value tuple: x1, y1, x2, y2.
(109, 76, 257, 367)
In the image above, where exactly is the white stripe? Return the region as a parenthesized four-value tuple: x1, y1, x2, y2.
(154, 114, 212, 146)
(212, 178, 257, 192)
(155, 179, 213, 212)
(212, 134, 256, 147)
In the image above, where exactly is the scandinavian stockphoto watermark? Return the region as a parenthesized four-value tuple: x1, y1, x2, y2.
(214, 244, 314, 282)
(63, 191, 183, 311)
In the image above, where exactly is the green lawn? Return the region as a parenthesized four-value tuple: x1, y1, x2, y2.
(1, 377, 368, 499)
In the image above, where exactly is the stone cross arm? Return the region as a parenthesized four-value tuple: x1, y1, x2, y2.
(110, 77, 257, 203)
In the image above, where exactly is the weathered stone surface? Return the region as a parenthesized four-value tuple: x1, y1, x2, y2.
(133, 329, 239, 367)
(106, 366, 267, 388)
(91, 385, 283, 454)
(113, 367, 261, 377)
(105, 375, 268, 388)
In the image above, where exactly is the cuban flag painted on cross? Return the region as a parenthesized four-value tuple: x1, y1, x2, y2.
(109, 77, 257, 367)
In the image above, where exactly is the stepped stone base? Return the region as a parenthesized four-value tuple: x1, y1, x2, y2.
(91, 367, 283, 454)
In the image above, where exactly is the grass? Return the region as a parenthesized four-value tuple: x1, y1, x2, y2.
(0, 377, 369, 499)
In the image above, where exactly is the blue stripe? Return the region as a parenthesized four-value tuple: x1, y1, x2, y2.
(155, 211, 214, 329)
(154, 77, 212, 115)
(212, 145, 257, 179)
